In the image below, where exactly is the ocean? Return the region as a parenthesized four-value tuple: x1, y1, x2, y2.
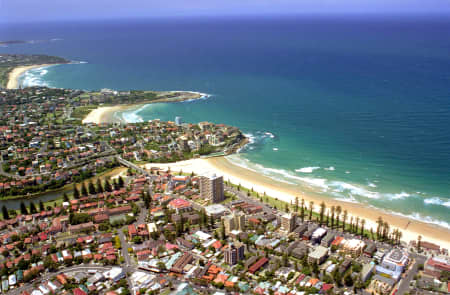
(1, 16, 449, 227)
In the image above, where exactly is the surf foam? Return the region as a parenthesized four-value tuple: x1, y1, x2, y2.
(296, 167, 320, 173)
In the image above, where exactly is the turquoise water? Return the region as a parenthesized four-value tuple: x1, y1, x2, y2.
(2, 16, 449, 227)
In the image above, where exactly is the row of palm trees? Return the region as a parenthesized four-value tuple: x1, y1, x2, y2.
(293, 196, 402, 244)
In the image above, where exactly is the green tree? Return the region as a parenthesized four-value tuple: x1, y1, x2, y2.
(330, 206, 335, 228)
(336, 206, 342, 227)
(308, 201, 314, 220)
(342, 210, 348, 231)
(1, 205, 9, 220)
(282, 253, 289, 267)
(20, 201, 28, 215)
(63, 193, 69, 202)
(73, 184, 80, 199)
(96, 178, 104, 193)
(39, 200, 45, 212)
(29, 202, 37, 214)
(81, 182, 88, 196)
(319, 201, 326, 225)
(104, 179, 112, 192)
(88, 180, 96, 195)
(118, 176, 124, 188)
(376, 216, 383, 240)
(344, 273, 354, 286)
(300, 198, 305, 222)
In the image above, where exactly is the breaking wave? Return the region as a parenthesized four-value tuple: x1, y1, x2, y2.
(20, 66, 53, 87)
(296, 167, 320, 173)
(121, 105, 147, 123)
(424, 197, 450, 208)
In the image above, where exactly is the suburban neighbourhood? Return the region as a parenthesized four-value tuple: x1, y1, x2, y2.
(0, 56, 447, 295)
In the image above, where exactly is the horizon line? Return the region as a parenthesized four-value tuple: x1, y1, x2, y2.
(2, 11, 450, 25)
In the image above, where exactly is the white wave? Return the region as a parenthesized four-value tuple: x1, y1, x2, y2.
(121, 105, 148, 123)
(329, 181, 380, 199)
(273, 148, 278, 151)
(424, 197, 450, 208)
(368, 182, 377, 188)
(324, 166, 335, 171)
(390, 211, 450, 230)
(384, 192, 410, 200)
(345, 171, 351, 174)
(334, 193, 358, 204)
(20, 66, 52, 87)
(239, 131, 275, 153)
(295, 166, 320, 173)
(71, 60, 88, 64)
(226, 154, 327, 188)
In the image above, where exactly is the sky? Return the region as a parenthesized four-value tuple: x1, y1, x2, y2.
(1, 0, 450, 23)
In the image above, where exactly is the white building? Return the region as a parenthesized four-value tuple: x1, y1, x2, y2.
(205, 204, 228, 218)
(104, 267, 125, 282)
(376, 248, 409, 281)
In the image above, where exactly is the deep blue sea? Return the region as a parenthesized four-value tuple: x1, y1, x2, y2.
(1, 16, 449, 227)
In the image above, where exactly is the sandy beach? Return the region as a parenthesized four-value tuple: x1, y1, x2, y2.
(82, 105, 136, 124)
(6, 64, 53, 89)
(81, 91, 206, 124)
(143, 156, 450, 250)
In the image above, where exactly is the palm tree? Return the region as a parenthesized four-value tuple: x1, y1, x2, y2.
(383, 221, 390, 241)
(335, 206, 342, 228)
(330, 206, 335, 228)
(376, 217, 383, 240)
(417, 235, 422, 251)
(355, 217, 360, 234)
(398, 230, 403, 245)
(300, 198, 305, 222)
(309, 201, 314, 221)
(295, 196, 299, 213)
(360, 219, 366, 236)
(326, 210, 330, 226)
(342, 210, 348, 231)
(349, 216, 353, 232)
(319, 202, 326, 225)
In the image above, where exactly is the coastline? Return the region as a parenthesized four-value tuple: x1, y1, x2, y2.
(6, 64, 54, 89)
(143, 157, 450, 250)
(10, 61, 449, 250)
(82, 91, 208, 124)
(82, 105, 134, 124)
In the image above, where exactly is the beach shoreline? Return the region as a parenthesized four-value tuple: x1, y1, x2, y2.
(82, 91, 208, 124)
(6, 64, 54, 89)
(82, 105, 134, 124)
(143, 156, 450, 250)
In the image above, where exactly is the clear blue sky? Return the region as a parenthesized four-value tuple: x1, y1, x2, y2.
(2, 0, 450, 23)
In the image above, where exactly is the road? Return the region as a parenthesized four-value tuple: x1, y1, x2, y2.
(7, 265, 111, 295)
(397, 253, 426, 295)
(225, 185, 275, 215)
(116, 156, 149, 176)
(117, 205, 149, 295)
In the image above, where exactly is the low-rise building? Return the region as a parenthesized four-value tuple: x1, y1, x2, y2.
(308, 246, 328, 265)
(424, 255, 450, 278)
